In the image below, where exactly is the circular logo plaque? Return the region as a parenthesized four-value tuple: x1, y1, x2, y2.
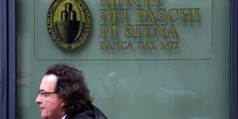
(47, 0, 90, 50)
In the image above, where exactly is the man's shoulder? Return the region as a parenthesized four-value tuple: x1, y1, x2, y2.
(70, 105, 107, 119)
(94, 105, 108, 119)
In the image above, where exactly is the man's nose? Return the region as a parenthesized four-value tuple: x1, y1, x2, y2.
(35, 95, 42, 104)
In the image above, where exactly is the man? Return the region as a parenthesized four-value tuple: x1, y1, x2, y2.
(35, 64, 107, 119)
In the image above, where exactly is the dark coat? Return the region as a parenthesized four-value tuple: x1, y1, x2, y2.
(66, 105, 107, 119)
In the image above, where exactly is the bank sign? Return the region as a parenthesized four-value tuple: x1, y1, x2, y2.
(35, 0, 212, 60)
(99, 0, 201, 50)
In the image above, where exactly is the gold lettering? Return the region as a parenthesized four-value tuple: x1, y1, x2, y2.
(102, 9, 129, 23)
(177, 8, 200, 22)
(138, 41, 157, 49)
(100, 25, 118, 38)
(155, 24, 165, 38)
(144, 0, 150, 7)
(136, 24, 141, 37)
(183, 8, 193, 22)
(106, 10, 113, 23)
(168, 24, 178, 38)
(99, 41, 134, 49)
(114, 41, 125, 49)
(111, 25, 117, 38)
(153, 0, 163, 6)
(99, 41, 113, 49)
(124, 0, 129, 7)
(136, 9, 146, 23)
(128, 42, 134, 48)
(100, 0, 109, 7)
(168, 9, 178, 22)
(100, 9, 105, 24)
(144, 25, 152, 37)
(137, 9, 157, 23)
(112, 0, 120, 7)
(100, 25, 105, 38)
(124, 10, 129, 23)
(134, 0, 141, 8)
(194, 8, 201, 22)
(161, 41, 178, 49)
(157, 8, 171, 22)
(125, 24, 135, 37)
(112, 10, 117, 23)
(148, 9, 156, 23)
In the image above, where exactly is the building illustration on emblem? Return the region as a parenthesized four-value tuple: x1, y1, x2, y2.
(56, 3, 80, 43)
(47, 0, 90, 50)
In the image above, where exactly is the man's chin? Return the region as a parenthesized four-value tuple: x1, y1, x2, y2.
(41, 113, 48, 119)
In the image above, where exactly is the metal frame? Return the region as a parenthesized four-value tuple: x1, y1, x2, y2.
(231, 0, 238, 118)
(0, 0, 237, 119)
(0, 0, 16, 119)
(0, 0, 8, 118)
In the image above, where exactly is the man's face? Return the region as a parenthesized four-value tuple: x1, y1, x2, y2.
(35, 74, 65, 119)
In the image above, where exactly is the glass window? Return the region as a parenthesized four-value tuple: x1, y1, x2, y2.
(16, 0, 234, 119)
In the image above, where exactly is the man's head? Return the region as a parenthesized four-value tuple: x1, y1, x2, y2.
(35, 64, 92, 119)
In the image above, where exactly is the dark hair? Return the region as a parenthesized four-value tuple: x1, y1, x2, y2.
(45, 64, 92, 115)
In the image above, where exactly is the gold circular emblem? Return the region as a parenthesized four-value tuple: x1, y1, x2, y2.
(47, 0, 90, 50)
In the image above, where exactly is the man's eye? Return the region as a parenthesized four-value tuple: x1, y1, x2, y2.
(42, 93, 49, 97)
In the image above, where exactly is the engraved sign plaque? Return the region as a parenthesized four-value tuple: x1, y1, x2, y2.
(35, 0, 212, 60)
